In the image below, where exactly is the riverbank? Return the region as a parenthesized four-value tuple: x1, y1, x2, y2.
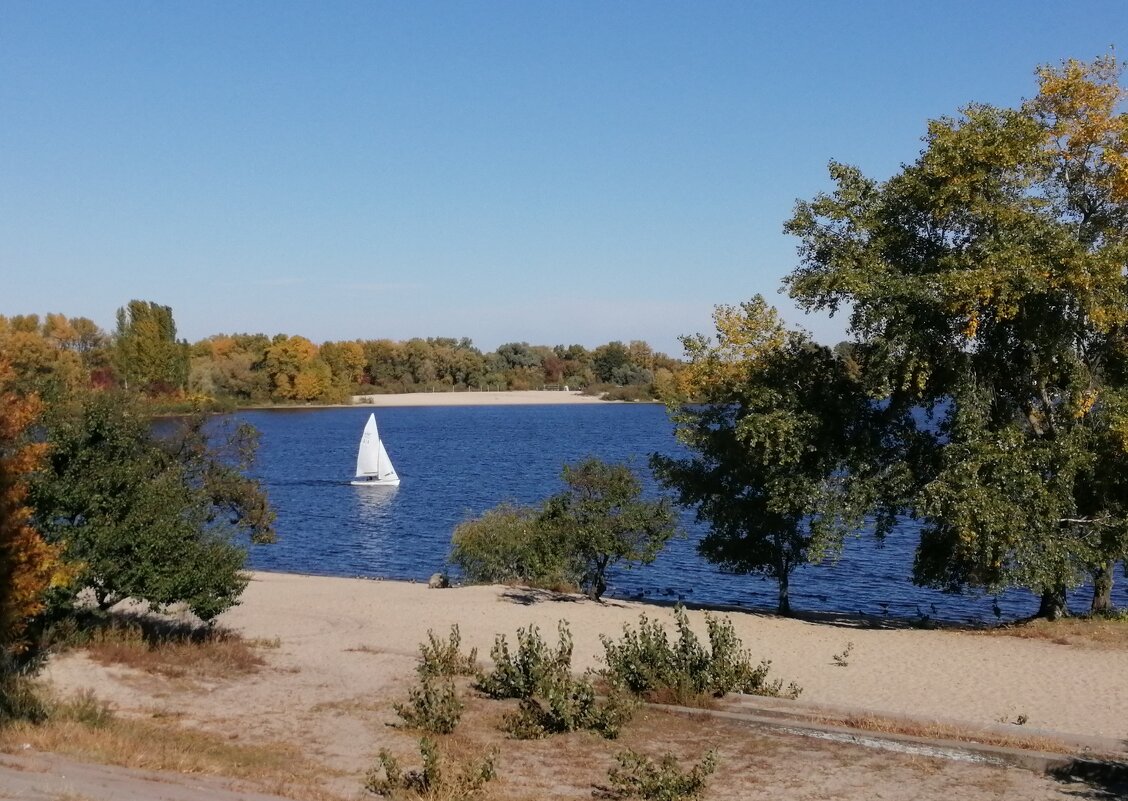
(349, 389, 623, 406)
(45, 571, 1127, 741)
(34, 570, 1124, 799)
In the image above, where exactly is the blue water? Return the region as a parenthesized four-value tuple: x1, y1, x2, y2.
(237, 405, 1126, 622)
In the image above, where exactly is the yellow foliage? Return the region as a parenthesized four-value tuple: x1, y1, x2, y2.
(1072, 389, 1098, 419)
(0, 361, 66, 651)
(680, 297, 788, 395)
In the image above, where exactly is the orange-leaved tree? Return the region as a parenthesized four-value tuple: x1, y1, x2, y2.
(0, 359, 64, 659)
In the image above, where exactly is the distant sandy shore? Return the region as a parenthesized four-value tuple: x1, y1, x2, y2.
(350, 390, 618, 406)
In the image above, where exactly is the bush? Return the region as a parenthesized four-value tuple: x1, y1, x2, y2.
(417, 625, 478, 678)
(601, 605, 801, 705)
(607, 748, 718, 801)
(393, 675, 463, 735)
(475, 622, 573, 700)
(502, 671, 635, 740)
(364, 736, 498, 799)
(449, 504, 579, 591)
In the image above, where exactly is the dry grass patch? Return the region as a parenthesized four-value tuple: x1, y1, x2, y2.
(980, 616, 1128, 649)
(0, 708, 343, 801)
(75, 618, 268, 680)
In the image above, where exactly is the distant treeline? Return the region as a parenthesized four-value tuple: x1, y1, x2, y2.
(0, 300, 684, 406)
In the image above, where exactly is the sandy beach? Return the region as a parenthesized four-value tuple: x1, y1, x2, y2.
(33, 571, 1126, 800)
(350, 390, 621, 406)
(46, 571, 1128, 742)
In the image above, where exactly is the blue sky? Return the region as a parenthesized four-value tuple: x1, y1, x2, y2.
(1, 2, 1125, 355)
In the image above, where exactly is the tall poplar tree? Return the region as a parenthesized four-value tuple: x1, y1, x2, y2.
(113, 300, 189, 393)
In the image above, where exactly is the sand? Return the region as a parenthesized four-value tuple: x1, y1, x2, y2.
(350, 390, 621, 406)
(36, 571, 1126, 799)
(49, 572, 1126, 741)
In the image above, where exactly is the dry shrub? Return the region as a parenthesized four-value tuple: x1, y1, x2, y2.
(59, 614, 267, 679)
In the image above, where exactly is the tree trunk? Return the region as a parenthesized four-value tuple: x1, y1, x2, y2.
(777, 571, 791, 617)
(1036, 585, 1068, 620)
(1090, 565, 1114, 615)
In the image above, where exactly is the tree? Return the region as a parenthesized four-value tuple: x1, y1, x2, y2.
(113, 300, 189, 394)
(30, 390, 275, 621)
(0, 361, 64, 662)
(784, 56, 1128, 617)
(652, 298, 880, 615)
(540, 458, 677, 601)
(451, 459, 677, 601)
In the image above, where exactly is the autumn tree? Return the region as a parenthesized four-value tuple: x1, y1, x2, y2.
(653, 298, 882, 615)
(113, 300, 189, 394)
(0, 362, 64, 667)
(785, 55, 1128, 617)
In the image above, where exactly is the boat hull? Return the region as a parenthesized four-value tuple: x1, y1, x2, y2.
(351, 477, 401, 487)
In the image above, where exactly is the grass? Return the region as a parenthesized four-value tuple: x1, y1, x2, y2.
(979, 615, 1128, 649)
(50, 613, 270, 680)
(0, 691, 344, 801)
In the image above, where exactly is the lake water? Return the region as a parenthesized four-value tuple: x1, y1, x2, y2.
(238, 404, 1126, 622)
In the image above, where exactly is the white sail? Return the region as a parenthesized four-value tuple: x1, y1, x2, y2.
(352, 413, 400, 486)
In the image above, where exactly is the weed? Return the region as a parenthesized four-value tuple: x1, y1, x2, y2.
(53, 689, 114, 729)
(831, 641, 854, 667)
(601, 605, 801, 704)
(502, 670, 636, 740)
(417, 625, 478, 678)
(0, 673, 50, 724)
(393, 676, 463, 735)
(606, 748, 718, 800)
(364, 736, 498, 799)
(475, 621, 573, 699)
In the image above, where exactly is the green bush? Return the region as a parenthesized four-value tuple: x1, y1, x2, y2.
(501, 669, 635, 740)
(393, 675, 463, 735)
(607, 748, 718, 801)
(449, 504, 579, 591)
(475, 621, 573, 700)
(364, 736, 498, 799)
(601, 605, 801, 704)
(417, 625, 478, 678)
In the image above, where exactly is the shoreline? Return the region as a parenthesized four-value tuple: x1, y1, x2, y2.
(234, 390, 649, 410)
(156, 571, 1126, 740)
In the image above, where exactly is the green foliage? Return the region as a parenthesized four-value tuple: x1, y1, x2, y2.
(29, 390, 275, 621)
(364, 736, 498, 799)
(478, 620, 634, 740)
(654, 297, 882, 616)
(501, 668, 635, 740)
(450, 503, 579, 591)
(452, 459, 677, 602)
(601, 605, 801, 704)
(783, 56, 1128, 616)
(417, 625, 478, 678)
(607, 749, 718, 801)
(475, 621, 573, 700)
(113, 300, 189, 394)
(393, 675, 463, 735)
(541, 459, 678, 601)
(0, 671, 50, 725)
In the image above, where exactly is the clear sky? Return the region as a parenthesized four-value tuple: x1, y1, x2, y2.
(1, 2, 1125, 355)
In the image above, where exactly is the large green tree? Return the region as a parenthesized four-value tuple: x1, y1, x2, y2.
(653, 298, 884, 615)
(785, 56, 1128, 617)
(113, 300, 189, 394)
(30, 390, 275, 621)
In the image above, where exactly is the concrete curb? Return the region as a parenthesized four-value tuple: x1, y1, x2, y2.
(649, 700, 1128, 783)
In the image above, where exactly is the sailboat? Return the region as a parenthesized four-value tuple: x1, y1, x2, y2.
(351, 413, 400, 486)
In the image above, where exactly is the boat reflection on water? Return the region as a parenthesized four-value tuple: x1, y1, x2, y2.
(353, 484, 399, 518)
